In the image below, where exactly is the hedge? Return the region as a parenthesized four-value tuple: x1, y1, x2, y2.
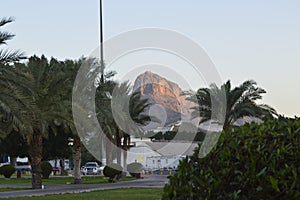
(0, 164, 16, 178)
(127, 162, 143, 178)
(41, 161, 53, 179)
(103, 163, 123, 182)
(163, 117, 300, 199)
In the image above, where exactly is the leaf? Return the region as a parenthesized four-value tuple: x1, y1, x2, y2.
(276, 148, 280, 157)
(269, 176, 280, 192)
(256, 167, 267, 177)
(256, 186, 263, 191)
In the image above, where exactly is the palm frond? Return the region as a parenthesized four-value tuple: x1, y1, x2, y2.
(0, 17, 14, 27)
(186, 79, 276, 130)
(0, 32, 15, 45)
(0, 49, 26, 64)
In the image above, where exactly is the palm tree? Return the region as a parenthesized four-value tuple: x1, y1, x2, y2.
(96, 79, 153, 170)
(186, 80, 277, 131)
(111, 82, 152, 170)
(0, 17, 29, 138)
(0, 63, 34, 138)
(129, 92, 152, 126)
(57, 58, 83, 184)
(72, 57, 117, 182)
(0, 17, 25, 64)
(123, 91, 152, 170)
(15, 56, 70, 189)
(96, 79, 118, 165)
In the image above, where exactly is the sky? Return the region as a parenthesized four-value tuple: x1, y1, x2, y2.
(1, 0, 300, 117)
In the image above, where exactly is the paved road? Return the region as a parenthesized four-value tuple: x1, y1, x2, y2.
(0, 175, 168, 198)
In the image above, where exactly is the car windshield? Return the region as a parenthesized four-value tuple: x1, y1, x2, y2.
(85, 163, 97, 167)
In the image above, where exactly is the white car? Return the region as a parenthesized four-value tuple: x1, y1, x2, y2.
(81, 162, 101, 175)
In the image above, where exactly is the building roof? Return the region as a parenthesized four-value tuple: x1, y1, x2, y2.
(144, 141, 199, 157)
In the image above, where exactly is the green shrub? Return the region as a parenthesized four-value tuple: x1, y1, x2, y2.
(127, 162, 143, 178)
(0, 164, 16, 178)
(41, 161, 52, 179)
(163, 117, 300, 199)
(103, 163, 123, 182)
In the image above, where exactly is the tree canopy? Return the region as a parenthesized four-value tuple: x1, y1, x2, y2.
(0, 17, 25, 64)
(185, 80, 277, 130)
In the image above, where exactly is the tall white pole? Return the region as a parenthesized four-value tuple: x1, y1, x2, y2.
(99, 0, 106, 166)
(100, 0, 104, 83)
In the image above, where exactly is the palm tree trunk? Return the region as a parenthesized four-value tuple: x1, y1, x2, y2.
(223, 120, 231, 132)
(53, 159, 58, 175)
(29, 131, 43, 189)
(101, 139, 106, 166)
(126, 136, 131, 170)
(116, 128, 121, 165)
(9, 156, 16, 166)
(60, 159, 67, 176)
(122, 135, 129, 172)
(106, 137, 113, 164)
(73, 135, 81, 184)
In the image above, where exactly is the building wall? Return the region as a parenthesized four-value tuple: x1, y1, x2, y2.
(121, 146, 161, 168)
(145, 155, 184, 169)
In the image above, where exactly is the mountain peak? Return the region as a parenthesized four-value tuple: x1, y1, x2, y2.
(133, 71, 180, 96)
(144, 70, 152, 74)
(133, 71, 194, 125)
(133, 71, 179, 94)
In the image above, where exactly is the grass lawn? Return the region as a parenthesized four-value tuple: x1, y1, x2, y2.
(0, 176, 135, 185)
(7, 188, 163, 200)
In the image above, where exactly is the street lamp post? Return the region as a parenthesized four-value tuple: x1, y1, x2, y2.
(99, 0, 106, 167)
(100, 0, 104, 83)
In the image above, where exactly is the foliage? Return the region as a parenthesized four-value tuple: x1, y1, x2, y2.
(0, 63, 34, 138)
(185, 80, 277, 130)
(103, 163, 123, 182)
(0, 17, 25, 64)
(42, 127, 72, 161)
(163, 117, 300, 199)
(41, 161, 52, 179)
(0, 131, 28, 158)
(127, 162, 143, 177)
(0, 164, 16, 178)
(96, 80, 153, 165)
(0, 17, 28, 134)
(110, 82, 153, 138)
(148, 131, 205, 142)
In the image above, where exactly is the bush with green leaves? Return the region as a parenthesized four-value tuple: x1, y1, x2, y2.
(0, 164, 16, 178)
(163, 117, 300, 199)
(41, 161, 52, 179)
(148, 131, 205, 142)
(103, 163, 123, 182)
(127, 162, 143, 178)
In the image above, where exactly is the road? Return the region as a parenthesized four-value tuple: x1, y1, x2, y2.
(0, 175, 168, 198)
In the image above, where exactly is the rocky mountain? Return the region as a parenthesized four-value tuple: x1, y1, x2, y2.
(133, 71, 195, 126)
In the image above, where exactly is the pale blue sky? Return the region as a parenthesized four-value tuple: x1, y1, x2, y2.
(1, 0, 299, 117)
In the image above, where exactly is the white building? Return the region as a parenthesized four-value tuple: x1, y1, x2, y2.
(124, 138, 198, 170)
(145, 155, 183, 169)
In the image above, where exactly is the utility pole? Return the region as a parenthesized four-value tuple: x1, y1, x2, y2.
(100, 0, 104, 83)
(99, 0, 107, 167)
